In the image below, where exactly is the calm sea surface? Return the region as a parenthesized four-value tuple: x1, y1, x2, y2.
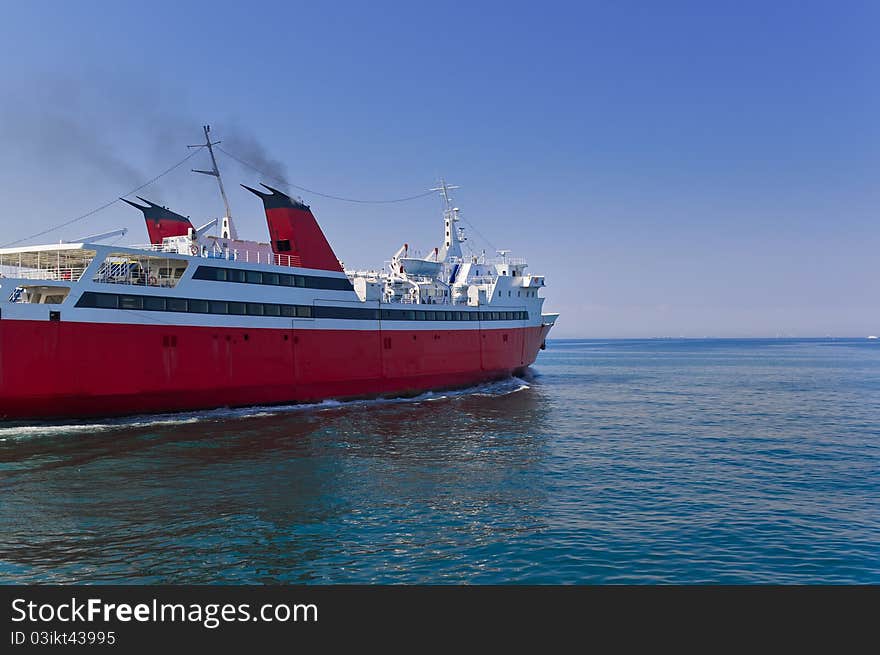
(1, 338, 878, 584)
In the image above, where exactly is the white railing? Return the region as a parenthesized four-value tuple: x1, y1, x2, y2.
(93, 274, 176, 288)
(130, 243, 180, 253)
(233, 251, 302, 268)
(485, 256, 527, 265)
(130, 243, 303, 268)
(0, 265, 91, 282)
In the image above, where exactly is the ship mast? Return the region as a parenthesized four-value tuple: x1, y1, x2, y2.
(190, 125, 238, 240)
(430, 178, 464, 261)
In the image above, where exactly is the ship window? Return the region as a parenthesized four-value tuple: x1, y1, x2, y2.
(280, 305, 295, 317)
(193, 265, 352, 291)
(517, 291, 520, 297)
(491, 312, 499, 321)
(264, 304, 281, 316)
(304, 276, 353, 291)
(276, 239, 291, 252)
(143, 296, 166, 311)
(119, 295, 143, 310)
(508, 291, 511, 297)
(296, 306, 312, 318)
(316, 306, 378, 320)
(228, 302, 246, 315)
(468, 312, 478, 321)
(209, 301, 228, 314)
(381, 309, 395, 320)
(189, 299, 209, 313)
(72, 292, 91, 307)
(247, 303, 264, 316)
(193, 266, 218, 281)
(422, 311, 434, 321)
(166, 298, 188, 312)
(95, 293, 118, 309)
(498, 291, 501, 297)
(415, 311, 426, 320)
(404, 310, 415, 320)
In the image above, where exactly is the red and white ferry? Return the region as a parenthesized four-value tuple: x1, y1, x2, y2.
(0, 129, 557, 420)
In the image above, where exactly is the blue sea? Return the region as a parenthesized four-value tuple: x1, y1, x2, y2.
(0, 338, 878, 584)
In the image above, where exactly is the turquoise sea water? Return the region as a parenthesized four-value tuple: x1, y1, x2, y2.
(0, 338, 877, 583)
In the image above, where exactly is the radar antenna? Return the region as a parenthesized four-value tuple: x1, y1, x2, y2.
(430, 178, 460, 212)
(189, 125, 238, 240)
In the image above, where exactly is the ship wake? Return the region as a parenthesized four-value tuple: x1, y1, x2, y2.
(0, 376, 531, 441)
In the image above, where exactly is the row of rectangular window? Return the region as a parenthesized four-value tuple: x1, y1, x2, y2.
(77, 292, 313, 317)
(193, 265, 353, 291)
(75, 292, 529, 322)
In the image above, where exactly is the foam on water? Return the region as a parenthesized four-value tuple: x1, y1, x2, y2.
(0, 376, 530, 441)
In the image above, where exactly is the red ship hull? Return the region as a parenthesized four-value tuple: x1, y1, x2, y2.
(0, 319, 551, 420)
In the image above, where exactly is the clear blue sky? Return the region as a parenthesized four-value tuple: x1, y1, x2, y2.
(0, 0, 877, 337)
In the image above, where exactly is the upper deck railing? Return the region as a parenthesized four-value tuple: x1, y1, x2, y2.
(0, 265, 91, 282)
(130, 243, 302, 268)
(0, 248, 96, 283)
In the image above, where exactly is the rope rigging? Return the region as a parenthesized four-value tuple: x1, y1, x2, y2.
(2, 142, 439, 248)
(216, 146, 436, 204)
(1, 147, 206, 248)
